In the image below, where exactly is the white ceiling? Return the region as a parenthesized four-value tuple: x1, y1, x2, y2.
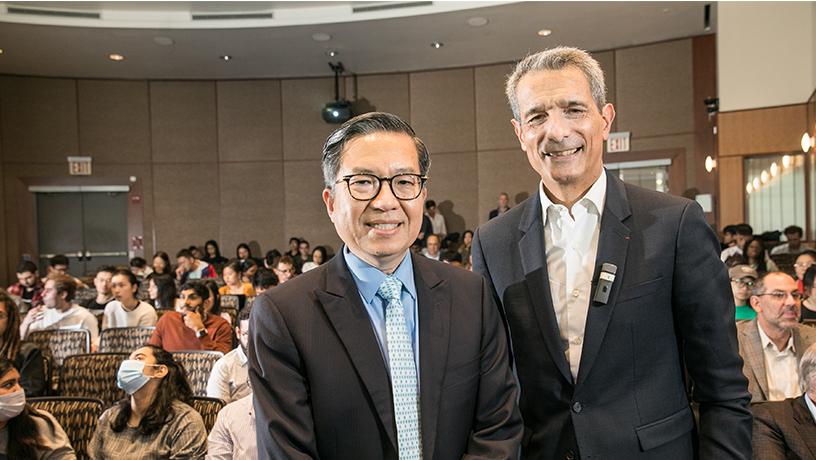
(0, 1, 716, 80)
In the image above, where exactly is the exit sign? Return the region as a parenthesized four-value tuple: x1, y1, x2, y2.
(607, 132, 631, 153)
(68, 156, 92, 175)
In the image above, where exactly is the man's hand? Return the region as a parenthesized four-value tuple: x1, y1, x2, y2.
(175, 265, 186, 280)
(184, 310, 206, 335)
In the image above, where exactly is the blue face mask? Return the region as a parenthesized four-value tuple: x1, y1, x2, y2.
(117, 360, 159, 395)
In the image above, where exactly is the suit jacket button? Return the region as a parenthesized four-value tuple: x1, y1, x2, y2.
(572, 401, 582, 413)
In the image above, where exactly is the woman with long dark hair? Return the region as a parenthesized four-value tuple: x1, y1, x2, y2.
(151, 252, 173, 277)
(202, 240, 228, 267)
(147, 274, 177, 311)
(88, 345, 206, 458)
(218, 260, 256, 297)
(0, 290, 45, 396)
(0, 358, 74, 458)
(741, 237, 778, 275)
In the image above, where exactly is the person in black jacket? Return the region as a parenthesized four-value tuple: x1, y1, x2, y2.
(0, 290, 45, 396)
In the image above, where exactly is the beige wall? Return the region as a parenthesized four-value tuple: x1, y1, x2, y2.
(1, 36, 708, 282)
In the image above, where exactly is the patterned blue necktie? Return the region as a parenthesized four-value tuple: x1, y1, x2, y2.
(377, 275, 422, 460)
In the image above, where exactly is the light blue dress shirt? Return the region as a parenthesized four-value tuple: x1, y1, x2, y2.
(343, 246, 420, 375)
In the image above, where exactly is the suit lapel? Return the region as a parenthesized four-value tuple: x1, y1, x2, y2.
(576, 171, 631, 388)
(742, 320, 769, 399)
(414, 256, 450, 460)
(315, 255, 398, 452)
(518, 192, 573, 384)
(792, 396, 816, 458)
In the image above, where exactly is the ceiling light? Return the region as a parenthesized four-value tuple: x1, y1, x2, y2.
(325, 50, 338, 57)
(770, 162, 779, 177)
(746, 183, 752, 194)
(312, 33, 331, 42)
(467, 17, 488, 27)
(431, 42, 444, 49)
(760, 170, 769, 184)
(537, 29, 553, 37)
(153, 36, 174, 46)
(782, 155, 792, 168)
(801, 132, 814, 152)
(108, 53, 125, 61)
(752, 177, 760, 190)
(704, 155, 716, 173)
(220, 55, 232, 61)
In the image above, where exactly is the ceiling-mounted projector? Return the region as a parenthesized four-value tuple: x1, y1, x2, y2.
(322, 62, 352, 124)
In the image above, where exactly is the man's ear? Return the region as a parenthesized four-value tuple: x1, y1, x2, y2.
(323, 188, 336, 222)
(601, 103, 616, 140)
(511, 118, 526, 152)
(749, 295, 762, 313)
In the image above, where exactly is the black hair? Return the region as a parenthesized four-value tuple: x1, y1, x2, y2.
(205, 240, 222, 258)
(236, 243, 252, 259)
(742, 238, 768, 273)
(0, 291, 22, 360)
(97, 265, 117, 276)
(784, 225, 804, 237)
(203, 279, 221, 315)
(15, 260, 37, 275)
(242, 258, 258, 272)
(129, 257, 148, 269)
(804, 265, 816, 294)
(265, 250, 281, 268)
(441, 250, 463, 263)
(723, 225, 738, 235)
(223, 260, 244, 277)
(179, 281, 210, 302)
(289, 237, 300, 245)
(175, 249, 193, 259)
(147, 274, 177, 310)
(462, 230, 473, 240)
(237, 302, 253, 323)
(311, 246, 329, 266)
(49, 275, 76, 302)
(112, 269, 140, 295)
(152, 252, 172, 276)
(49, 255, 69, 267)
(425, 200, 436, 209)
(253, 268, 278, 290)
(735, 223, 753, 237)
(110, 345, 193, 436)
(0, 358, 58, 458)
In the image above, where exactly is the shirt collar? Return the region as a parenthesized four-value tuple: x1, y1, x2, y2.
(237, 346, 248, 365)
(539, 168, 607, 219)
(342, 246, 417, 305)
(757, 321, 795, 353)
(805, 393, 816, 423)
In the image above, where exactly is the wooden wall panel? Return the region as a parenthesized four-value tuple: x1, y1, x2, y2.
(718, 104, 808, 157)
(718, 156, 745, 225)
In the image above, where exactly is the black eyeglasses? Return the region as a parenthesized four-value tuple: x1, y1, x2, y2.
(731, 279, 755, 288)
(335, 173, 427, 201)
(756, 291, 803, 302)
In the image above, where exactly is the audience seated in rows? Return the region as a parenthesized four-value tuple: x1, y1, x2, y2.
(731, 265, 758, 321)
(424, 199, 447, 239)
(7, 260, 44, 312)
(751, 342, 816, 459)
(770, 225, 806, 256)
(147, 273, 177, 310)
(738, 271, 816, 402)
(217, 260, 255, 297)
(421, 234, 442, 261)
(740, 237, 779, 274)
(284, 238, 300, 266)
(128, 257, 152, 279)
(148, 281, 231, 354)
(721, 223, 754, 262)
(252, 269, 277, 295)
(206, 304, 251, 404)
(151, 251, 173, 278)
(175, 249, 216, 283)
(0, 358, 75, 458)
(206, 393, 256, 460)
(45, 255, 88, 289)
(802, 266, 816, 322)
(273, 256, 296, 285)
(0, 290, 45, 396)
(202, 240, 228, 268)
(20, 275, 99, 351)
(794, 250, 816, 294)
(239, 259, 258, 286)
(103, 269, 158, 330)
(458, 230, 473, 270)
(89, 345, 207, 459)
(82, 266, 115, 313)
(301, 246, 329, 273)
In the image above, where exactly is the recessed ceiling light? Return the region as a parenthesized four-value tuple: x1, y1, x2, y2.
(325, 50, 338, 57)
(431, 42, 444, 49)
(108, 53, 125, 61)
(467, 16, 488, 27)
(312, 33, 332, 42)
(537, 29, 552, 37)
(220, 55, 232, 61)
(153, 36, 175, 46)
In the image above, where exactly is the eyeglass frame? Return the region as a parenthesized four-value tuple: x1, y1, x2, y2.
(334, 173, 428, 201)
(755, 290, 804, 302)
(730, 278, 755, 288)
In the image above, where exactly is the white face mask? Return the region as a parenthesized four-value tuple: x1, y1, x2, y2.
(0, 389, 26, 421)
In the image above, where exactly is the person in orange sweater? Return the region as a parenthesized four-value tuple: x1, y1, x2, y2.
(148, 281, 232, 354)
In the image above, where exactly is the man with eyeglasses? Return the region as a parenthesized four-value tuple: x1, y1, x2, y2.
(249, 112, 522, 459)
(730, 265, 758, 321)
(738, 271, 816, 402)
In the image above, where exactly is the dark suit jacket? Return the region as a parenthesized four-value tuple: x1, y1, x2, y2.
(738, 320, 816, 403)
(752, 396, 816, 460)
(472, 170, 752, 459)
(249, 251, 522, 459)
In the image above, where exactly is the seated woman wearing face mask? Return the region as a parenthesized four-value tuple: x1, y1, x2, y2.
(88, 345, 207, 459)
(0, 358, 75, 458)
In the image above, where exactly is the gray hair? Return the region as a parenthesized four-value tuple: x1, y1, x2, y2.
(800, 342, 816, 393)
(751, 271, 791, 297)
(505, 46, 607, 121)
(321, 112, 430, 189)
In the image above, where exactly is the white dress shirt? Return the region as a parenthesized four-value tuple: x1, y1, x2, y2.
(206, 346, 251, 404)
(539, 172, 606, 381)
(206, 394, 257, 460)
(757, 322, 802, 401)
(427, 212, 447, 238)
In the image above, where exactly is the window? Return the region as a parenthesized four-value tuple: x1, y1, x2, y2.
(606, 159, 670, 193)
(744, 153, 806, 235)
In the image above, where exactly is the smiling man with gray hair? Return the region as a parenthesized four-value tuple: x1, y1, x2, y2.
(751, 342, 816, 458)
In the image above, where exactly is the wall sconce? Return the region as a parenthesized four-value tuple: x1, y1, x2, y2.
(802, 132, 815, 153)
(704, 155, 717, 173)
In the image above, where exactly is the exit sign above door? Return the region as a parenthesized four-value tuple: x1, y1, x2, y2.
(67, 156, 92, 175)
(606, 132, 631, 153)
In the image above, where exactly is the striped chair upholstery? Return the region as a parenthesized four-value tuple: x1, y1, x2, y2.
(221, 306, 237, 326)
(190, 396, 225, 433)
(60, 353, 128, 407)
(27, 330, 91, 391)
(98, 326, 156, 354)
(172, 350, 224, 397)
(220, 295, 240, 310)
(73, 288, 98, 305)
(29, 396, 104, 460)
